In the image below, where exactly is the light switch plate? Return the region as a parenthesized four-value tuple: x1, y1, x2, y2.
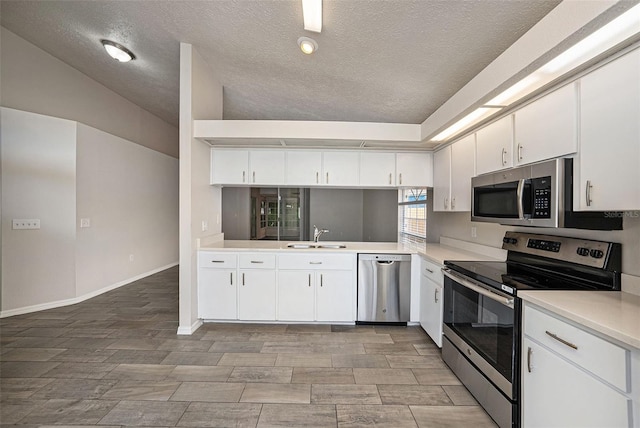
(13, 219, 41, 230)
(80, 218, 91, 228)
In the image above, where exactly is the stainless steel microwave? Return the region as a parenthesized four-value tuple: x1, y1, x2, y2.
(471, 158, 622, 230)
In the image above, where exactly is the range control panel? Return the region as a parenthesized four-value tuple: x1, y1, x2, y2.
(501, 231, 615, 269)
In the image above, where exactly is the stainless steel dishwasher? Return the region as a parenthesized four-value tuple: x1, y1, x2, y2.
(357, 254, 411, 323)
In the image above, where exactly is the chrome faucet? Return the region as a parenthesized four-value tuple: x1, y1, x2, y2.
(313, 225, 329, 242)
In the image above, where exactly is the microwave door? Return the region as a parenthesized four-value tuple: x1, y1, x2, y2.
(472, 181, 522, 222)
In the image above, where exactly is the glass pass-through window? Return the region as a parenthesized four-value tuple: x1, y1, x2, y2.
(398, 188, 427, 244)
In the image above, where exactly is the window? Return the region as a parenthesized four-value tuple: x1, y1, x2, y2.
(399, 188, 427, 243)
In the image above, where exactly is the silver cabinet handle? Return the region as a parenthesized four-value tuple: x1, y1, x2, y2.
(444, 197, 449, 210)
(586, 180, 593, 207)
(309, 261, 322, 265)
(545, 331, 578, 350)
(389, 173, 392, 185)
(527, 346, 533, 373)
(242, 171, 246, 183)
(326, 172, 329, 183)
(210, 260, 225, 263)
(252, 171, 256, 183)
(230, 272, 233, 285)
(502, 148, 507, 165)
(316, 172, 319, 184)
(451, 197, 456, 209)
(517, 144, 523, 161)
(425, 268, 434, 274)
(250, 261, 264, 264)
(242, 273, 245, 286)
(399, 173, 403, 185)
(320, 274, 323, 287)
(308, 274, 311, 287)
(434, 288, 439, 303)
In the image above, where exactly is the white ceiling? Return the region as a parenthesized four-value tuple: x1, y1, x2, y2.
(0, 0, 562, 130)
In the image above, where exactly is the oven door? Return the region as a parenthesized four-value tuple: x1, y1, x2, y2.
(442, 269, 519, 399)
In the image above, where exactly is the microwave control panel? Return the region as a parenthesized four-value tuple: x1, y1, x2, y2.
(531, 177, 551, 218)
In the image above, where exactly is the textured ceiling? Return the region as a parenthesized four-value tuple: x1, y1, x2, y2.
(0, 0, 561, 128)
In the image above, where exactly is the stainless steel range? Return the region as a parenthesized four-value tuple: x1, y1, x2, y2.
(442, 231, 621, 428)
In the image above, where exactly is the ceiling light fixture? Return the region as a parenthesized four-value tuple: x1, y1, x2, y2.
(298, 37, 318, 54)
(302, 0, 322, 33)
(101, 39, 136, 62)
(432, 107, 502, 142)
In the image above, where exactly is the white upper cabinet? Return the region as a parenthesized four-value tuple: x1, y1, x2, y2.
(249, 151, 285, 185)
(576, 48, 640, 211)
(323, 151, 359, 186)
(476, 115, 514, 175)
(359, 152, 396, 187)
(286, 151, 323, 185)
(513, 83, 577, 166)
(396, 152, 433, 187)
(433, 134, 475, 211)
(211, 149, 249, 185)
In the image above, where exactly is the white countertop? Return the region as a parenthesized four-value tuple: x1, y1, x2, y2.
(519, 290, 640, 350)
(199, 239, 505, 265)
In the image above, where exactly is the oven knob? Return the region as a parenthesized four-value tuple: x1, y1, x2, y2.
(467, 348, 472, 356)
(576, 247, 590, 257)
(590, 249, 604, 259)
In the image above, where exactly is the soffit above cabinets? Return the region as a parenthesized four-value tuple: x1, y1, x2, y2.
(204, 138, 437, 151)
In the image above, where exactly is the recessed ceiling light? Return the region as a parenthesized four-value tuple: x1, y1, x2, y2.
(298, 37, 318, 55)
(101, 39, 136, 62)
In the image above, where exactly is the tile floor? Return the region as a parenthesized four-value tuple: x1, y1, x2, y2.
(0, 266, 497, 427)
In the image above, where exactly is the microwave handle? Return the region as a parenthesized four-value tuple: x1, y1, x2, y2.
(516, 179, 526, 220)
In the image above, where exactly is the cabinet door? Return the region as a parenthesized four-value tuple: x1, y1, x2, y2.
(286, 151, 323, 186)
(277, 271, 315, 321)
(250, 151, 285, 185)
(577, 49, 640, 211)
(522, 338, 631, 428)
(211, 149, 249, 185)
(396, 152, 433, 187)
(316, 270, 354, 322)
(198, 269, 237, 320)
(514, 83, 577, 166)
(419, 275, 443, 347)
(450, 135, 475, 212)
(238, 270, 276, 320)
(323, 151, 359, 186)
(360, 152, 395, 187)
(476, 115, 513, 175)
(433, 146, 451, 211)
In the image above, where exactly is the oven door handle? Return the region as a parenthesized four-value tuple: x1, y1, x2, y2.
(516, 178, 526, 220)
(443, 269, 515, 308)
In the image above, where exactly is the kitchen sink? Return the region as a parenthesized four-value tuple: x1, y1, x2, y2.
(316, 243, 347, 249)
(286, 242, 347, 249)
(286, 243, 316, 249)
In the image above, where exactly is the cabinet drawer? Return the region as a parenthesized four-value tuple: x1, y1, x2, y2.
(239, 253, 276, 269)
(198, 252, 237, 269)
(524, 304, 629, 391)
(278, 253, 355, 270)
(420, 257, 443, 283)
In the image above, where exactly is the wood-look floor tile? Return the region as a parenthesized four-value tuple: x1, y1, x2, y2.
(217, 352, 277, 366)
(0, 361, 61, 378)
(353, 368, 418, 385)
(167, 365, 233, 382)
(4, 337, 70, 349)
(262, 342, 366, 355)
(31, 378, 118, 400)
(0, 378, 54, 401)
(285, 324, 332, 333)
(363, 343, 419, 355)
(106, 328, 160, 339)
(229, 367, 293, 383)
(61, 328, 117, 338)
(414, 343, 441, 356)
(292, 367, 354, 384)
(157, 339, 214, 352)
(311, 384, 381, 405)
(160, 351, 223, 366)
(0, 399, 48, 424)
(442, 385, 478, 405)
(49, 348, 118, 363)
(411, 368, 462, 386)
(200, 332, 255, 342)
(275, 353, 332, 367)
(385, 355, 447, 369)
(106, 338, 165, 351)
(209, 341, 264, 353)
(337, 404, 418, 428)
(99, 400, 189, 426)
(104, 363, 175, 381)
(258, 403, 336, 427)
(249, 333, 300, 342)
(103, 349, 170, 364)
(101, 380, 181, 401)
(15, 327, 69, 337)
(40, 362, 118, 379)
(410, 405, 497, 427)
(17, 399, 116, 425)
(177, 402, 261, 427)
(170, 381, 245, 402)
(240, 383, 310, 404)
(377, 385, 453, 405)
(56, 337, 117, 349)
(331, 354, 389, 368)
(1, 347, 66, 361)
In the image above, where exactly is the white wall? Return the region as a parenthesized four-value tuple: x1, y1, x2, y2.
(0, 27, 178, 158)
(76, 124, 178, 297)
(1, 108, 77, 312)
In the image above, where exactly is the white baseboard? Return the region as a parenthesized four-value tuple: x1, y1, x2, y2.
(0, 262, 178, 318)
(177, 318, 203, 335)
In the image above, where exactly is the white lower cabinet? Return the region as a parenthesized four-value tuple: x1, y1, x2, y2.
(277, 271, 315, 321)
(315, 270, 354, 322)
(198, 252, 238, 320)
(238, 269, 276, 321)
(418, 257, 444, 347)
(522, 303, 632, 427)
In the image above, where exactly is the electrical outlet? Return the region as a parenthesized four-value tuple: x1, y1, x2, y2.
(80, 218, 91, 228)
(471, 226, 477, 238)
(129, 254, 134, 262)
(202, 220, 208, 232)
(12, 219, 40, 230)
